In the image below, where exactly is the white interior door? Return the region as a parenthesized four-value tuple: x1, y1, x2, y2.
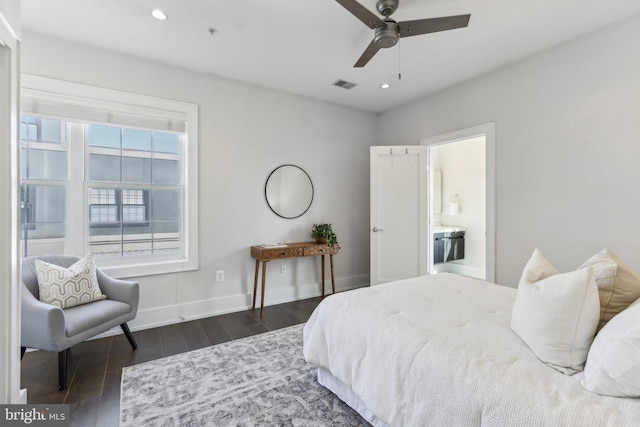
(370, 146, 428, 286)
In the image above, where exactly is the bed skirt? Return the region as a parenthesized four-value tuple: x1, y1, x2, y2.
(317, 367, 389, 427)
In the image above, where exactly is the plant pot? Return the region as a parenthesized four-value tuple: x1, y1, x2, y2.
(316, 237, 327, 244)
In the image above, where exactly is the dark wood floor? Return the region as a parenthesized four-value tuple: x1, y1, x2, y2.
(20, 297, 322, 427)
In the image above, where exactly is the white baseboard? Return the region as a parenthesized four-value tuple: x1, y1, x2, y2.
(92, 274, 369, 339)
(433, 262, 485, 280)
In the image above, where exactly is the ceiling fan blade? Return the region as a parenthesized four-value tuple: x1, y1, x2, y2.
(398, 14, 470, 38)
(354, 40, 382, 67)
(335, 0, 385, 29)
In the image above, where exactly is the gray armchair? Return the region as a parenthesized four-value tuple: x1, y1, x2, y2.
(21, 255, 139, 391)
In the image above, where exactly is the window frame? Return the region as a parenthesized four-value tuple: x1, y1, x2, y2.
(21, 75, 199, 278)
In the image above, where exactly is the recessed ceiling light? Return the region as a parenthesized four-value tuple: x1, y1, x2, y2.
(151, 9, 168, 21)
(380, 83, 390, 89)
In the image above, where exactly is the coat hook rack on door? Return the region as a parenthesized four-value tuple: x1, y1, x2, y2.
(388, 147, 410, 155)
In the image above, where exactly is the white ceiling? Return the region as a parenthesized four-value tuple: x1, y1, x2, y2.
(21, 0, 640, 113)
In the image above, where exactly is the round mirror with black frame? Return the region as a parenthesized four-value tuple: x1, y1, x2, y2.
(264, 164, 314, 219)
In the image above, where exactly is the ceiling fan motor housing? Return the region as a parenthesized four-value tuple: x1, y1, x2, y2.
(376, 0, 399, 17)
(335, 0, 470, 67)
(374, 20, 399, 48)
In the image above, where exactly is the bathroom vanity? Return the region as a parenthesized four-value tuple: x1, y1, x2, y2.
(433, 226, 465, 264)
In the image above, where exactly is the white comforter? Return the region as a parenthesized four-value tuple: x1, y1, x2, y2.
(303, 273, 640, 427)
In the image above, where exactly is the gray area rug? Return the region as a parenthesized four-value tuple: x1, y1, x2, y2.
(120, 324, 369, 426)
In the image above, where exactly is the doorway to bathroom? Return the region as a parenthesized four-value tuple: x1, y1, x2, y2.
(421, 123, 496, 282)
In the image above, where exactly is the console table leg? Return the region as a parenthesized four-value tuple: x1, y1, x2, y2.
(252, 259, 260, 310)
(330, 254, 336, 294)
(260, 261, 267, 317)
(321, 255, 326, 297)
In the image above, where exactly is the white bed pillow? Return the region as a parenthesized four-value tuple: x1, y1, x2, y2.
(581, 297, 640, 397)
(578, 248, 640, 331)
(36, 253, 106, 309)
(511, 249, 600, 375)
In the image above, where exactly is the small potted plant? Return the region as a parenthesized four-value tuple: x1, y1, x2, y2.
(311, 223, 337, 247)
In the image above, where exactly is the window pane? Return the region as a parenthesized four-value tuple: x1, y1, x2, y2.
(89, 188, 118, 224)
(89, 125, 121, 148)
(40, 119, 63, 143)
(123, 206, 146, 223)
(90, 205, 118, 223)
(20, 184, 65, 240)
(90, 188, 116, 205)
(152, 159, 179, 185)
(123, 129, 152, 151)
(123, 227, 152, 255)
(151, 189, 180, 233)
(151, 184, 180, 253)
(20, 118, 37, 141)
(89, 224, 122, 256)
(89, 224, 122, 236)
(21, 148, 27, 179)
(20, 117, 63, 144)
(88, 187, 120, 255)
(26, 149, 67, 180)
(122, 156, 151, 183)
(33, 185, 65, 225)
(89, 154, 121, 182)
(122, 189, 144, 205)
(88, 187, 158, 256)
(153, 132, 179, 154)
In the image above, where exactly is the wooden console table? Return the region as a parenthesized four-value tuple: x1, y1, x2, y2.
(250, 242, 339, 317)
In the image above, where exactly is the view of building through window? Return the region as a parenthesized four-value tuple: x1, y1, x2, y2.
(20, 116, 183, 259)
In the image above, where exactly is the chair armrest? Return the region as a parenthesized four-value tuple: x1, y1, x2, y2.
(21, 284, 67, 352)
(96, 270, 139, 318)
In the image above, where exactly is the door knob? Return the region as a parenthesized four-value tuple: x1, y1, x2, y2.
(371, 227, 383, 232)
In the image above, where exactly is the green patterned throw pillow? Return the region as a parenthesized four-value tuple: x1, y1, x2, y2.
(36, 253, 106, 309)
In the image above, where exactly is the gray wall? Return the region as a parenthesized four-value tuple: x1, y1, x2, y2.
(21, 31, 376, 329)
(20, 10, 640, 324)
(376, 13, 640, 286)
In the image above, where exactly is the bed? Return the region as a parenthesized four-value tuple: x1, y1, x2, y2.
(302, 273, 640, 427)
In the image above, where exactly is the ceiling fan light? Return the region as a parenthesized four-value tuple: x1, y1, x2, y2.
(151, 9, 168, 21)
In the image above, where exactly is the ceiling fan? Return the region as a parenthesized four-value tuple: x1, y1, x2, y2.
(335, 0, 471, 67)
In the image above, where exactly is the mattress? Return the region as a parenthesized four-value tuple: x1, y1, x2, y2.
(303, 273, 640, 427)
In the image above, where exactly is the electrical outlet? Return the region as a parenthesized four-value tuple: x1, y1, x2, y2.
(216, 270, 224, 282)
(280, 264, 287, 274)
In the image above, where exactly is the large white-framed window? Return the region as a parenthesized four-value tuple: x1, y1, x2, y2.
(20, 75, 198, 278)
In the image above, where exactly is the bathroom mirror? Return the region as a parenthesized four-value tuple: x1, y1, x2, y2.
(265, 164, 314, 219)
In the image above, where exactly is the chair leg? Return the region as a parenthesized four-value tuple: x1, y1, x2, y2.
(58, 349, 68, 392)
(121, 323, 138, 350)
(21, 347, 26, 360)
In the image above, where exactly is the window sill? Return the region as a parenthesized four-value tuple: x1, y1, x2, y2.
(98, 256, 197, 279)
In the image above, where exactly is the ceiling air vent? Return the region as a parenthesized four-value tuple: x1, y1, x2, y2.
(332, 79, 357, 90)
